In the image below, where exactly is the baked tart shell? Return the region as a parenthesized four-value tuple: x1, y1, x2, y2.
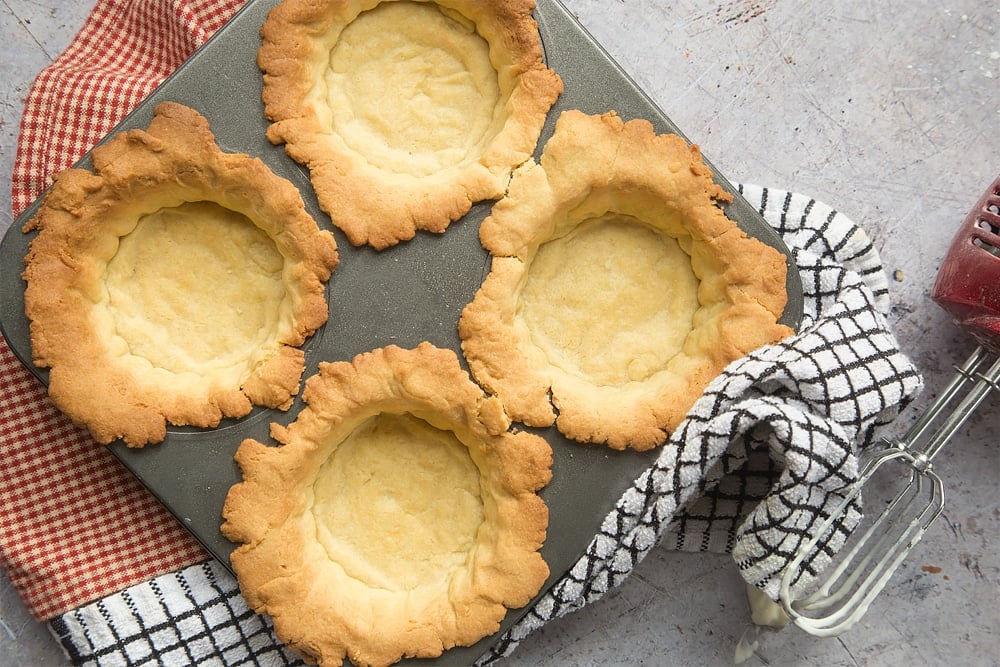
(459, 110, 794, 450)
(222, 342, 552, 667)
(258, 0, 563, 249)
(22, 102, 339, 447)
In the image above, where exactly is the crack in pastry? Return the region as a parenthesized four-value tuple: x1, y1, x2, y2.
(22, 102, 339, 448)
(222, 342, 552, 667)
(258, 0, 563, 249)
(459, 110, 794, 451)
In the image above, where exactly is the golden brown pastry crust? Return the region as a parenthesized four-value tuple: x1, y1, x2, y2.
(459, 110, 794, 451)
(22, 102, 339, 448)
(222, 342, 551, 667)
(258, 0, 563, 249)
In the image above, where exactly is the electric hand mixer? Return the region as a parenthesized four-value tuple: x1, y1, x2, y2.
(777, 176, 1000, 636)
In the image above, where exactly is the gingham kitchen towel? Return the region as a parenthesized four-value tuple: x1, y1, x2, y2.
(3, 1, 922, 664)
(11, 0, 247, 217)
(5, 0, 248, 622)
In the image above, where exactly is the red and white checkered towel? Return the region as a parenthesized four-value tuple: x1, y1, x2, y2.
(5, 0, 247, 622)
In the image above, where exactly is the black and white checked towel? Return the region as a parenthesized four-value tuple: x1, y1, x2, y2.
(48, 185, 922, 666)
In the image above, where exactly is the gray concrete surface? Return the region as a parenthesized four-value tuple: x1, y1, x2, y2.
(2, 0, 997, 665)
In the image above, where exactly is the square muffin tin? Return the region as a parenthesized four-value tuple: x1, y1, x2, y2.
(0, 1, 803, 663)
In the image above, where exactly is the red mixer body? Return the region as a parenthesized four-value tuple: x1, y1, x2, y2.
(931, 176, 1000, 355)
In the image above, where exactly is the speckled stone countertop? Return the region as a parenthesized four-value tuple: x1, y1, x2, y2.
(2, 1, 997, 665)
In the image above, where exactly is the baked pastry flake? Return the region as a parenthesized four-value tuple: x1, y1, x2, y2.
(222, 342, 552, 667)
(22, 102, 339, 447)
(459, 110, 794, 451)
(258, 0, 563, 249)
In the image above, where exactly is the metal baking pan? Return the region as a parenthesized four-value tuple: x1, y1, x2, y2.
(0, 0, 803, 664)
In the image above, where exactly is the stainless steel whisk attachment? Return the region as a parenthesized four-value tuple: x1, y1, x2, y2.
(777, 175, 1000, 636)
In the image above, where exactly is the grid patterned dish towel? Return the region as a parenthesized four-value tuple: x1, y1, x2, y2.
(3, 1, 922, 665)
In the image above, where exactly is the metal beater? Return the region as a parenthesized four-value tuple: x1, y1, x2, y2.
(777, 176, 1000, 637)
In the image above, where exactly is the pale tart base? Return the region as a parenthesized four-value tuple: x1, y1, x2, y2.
(516, 214, 702, 387)
(310, 412, 485, 593)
